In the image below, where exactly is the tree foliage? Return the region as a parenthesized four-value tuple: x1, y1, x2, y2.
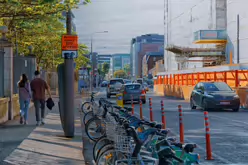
(114, 70, 127, 78)
(123, 64, 130, 74)
(0, 0, 91, 70)
(102, 62, 110, 75)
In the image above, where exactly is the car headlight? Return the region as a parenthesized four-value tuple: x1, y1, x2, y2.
(205, 94, 214, 98)
(234, 95, 239, 99)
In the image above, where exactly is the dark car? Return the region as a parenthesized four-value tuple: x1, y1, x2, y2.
(101, 81, 108, 87)
(120, 83, 146, 104)
(190, 82, 240, 112)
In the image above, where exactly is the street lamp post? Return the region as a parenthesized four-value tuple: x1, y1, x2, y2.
(90, 31, 108, 92)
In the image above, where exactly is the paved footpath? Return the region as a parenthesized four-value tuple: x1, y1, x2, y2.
(3, 96, 86, 165)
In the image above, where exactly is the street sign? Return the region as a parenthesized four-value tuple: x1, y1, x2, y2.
(62, 50, 78, 59)
(62, 35, 79, 51)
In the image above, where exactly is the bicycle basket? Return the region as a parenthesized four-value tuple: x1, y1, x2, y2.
(114, 135, 132, 153)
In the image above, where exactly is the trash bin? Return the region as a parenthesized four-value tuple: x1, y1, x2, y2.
(116, 93, 124, 108)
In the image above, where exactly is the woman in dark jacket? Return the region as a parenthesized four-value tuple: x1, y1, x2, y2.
(18, 74, 32, 124)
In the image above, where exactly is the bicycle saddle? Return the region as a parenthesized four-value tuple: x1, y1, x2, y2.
(124, 107, 133, 112)
(183, 143, 197, 153)
(148, 121, 157, 127)
(160, 129, 169, 135)
(155, 123, 162, 129)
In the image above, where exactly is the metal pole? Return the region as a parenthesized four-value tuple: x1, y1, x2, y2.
(64, 8, 74, 138)
(15, 28, 18, 56)
(90, 36, 93, 92)
(237, 14, 240, 64)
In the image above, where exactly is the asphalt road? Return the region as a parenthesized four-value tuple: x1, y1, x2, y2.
(83, 89, 248, 165)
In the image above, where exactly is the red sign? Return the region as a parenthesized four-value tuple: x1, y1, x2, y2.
(62, 35, 78, 51)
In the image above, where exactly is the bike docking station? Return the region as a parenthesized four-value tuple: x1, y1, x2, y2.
(139, 101, 214, 162)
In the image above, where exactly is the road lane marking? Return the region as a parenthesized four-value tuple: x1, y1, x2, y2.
(134, 111, 233, 164)
(170, 130, 233, 164)
(208, 115, 248, 126)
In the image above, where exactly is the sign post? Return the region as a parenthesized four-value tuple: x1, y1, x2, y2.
(61, 9, 78, 138)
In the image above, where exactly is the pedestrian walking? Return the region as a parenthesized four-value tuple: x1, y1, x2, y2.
(17, 74, 32, 125)
(30, 70, 52, 126)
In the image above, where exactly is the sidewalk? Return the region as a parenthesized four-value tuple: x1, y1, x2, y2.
(0, 103, 36, 163)
(3, 97, 85, 165)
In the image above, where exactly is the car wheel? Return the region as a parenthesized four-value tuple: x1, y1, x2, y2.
(233, 107, 240, 112)
(107, 93, 110, 98)
(202, 99, 209, 111)
(142, 99, 146, 104)
(190, 98, 197, 110)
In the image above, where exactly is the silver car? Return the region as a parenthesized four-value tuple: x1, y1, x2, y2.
(119, 83, 146, 104)
(107, 78, 125, 98)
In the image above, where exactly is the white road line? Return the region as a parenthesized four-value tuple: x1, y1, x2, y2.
(208, 115, 248, 126)
(3, 160, 18, 165)
(186, 111, 248, 126)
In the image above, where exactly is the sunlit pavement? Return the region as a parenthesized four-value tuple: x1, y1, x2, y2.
(102, 89, 248, 165)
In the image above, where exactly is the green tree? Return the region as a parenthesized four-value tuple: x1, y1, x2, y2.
(102, 62, 110, 75)
(123, 64, 130, 74)
(0, 0, 91, 70)
(114, 70, 127, 78)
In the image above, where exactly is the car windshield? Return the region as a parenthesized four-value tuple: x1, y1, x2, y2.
(125, 84, 141, 90)
(137, 80, 142, 84)
(204, 82, 232, 92)
(124, 80, 131, 84)
(110, 79, 124, 85)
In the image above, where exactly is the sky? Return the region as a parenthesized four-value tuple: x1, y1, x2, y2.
(73, 0, 165, 55)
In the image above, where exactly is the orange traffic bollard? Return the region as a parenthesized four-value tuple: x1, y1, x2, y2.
(149, 98, 154, 121)
(204, 111, 214, 160)
(139, 96, 143, 120)
(131, 95, 134, 115)
(161, 100, 166, 129)
(178, 105, 184, 144)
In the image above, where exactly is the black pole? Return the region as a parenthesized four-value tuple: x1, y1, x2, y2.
(237, 14, 240, 64)
(64, 8, 75, 138)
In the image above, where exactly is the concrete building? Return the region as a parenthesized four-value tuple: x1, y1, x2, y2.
(164, 0, 227, 71)
(130, 34, 164, 78)
(226, 0, 248, 64)
(142, 52, 163, 77)
(109, 54, 130, 77)
(97, 54, 111, 65)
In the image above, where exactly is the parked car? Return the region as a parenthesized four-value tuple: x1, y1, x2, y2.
(107, 78, 125, 98)
(101, 81, 108, 87)
(119, 83, 146, 104)
(190, 82, 240, 111)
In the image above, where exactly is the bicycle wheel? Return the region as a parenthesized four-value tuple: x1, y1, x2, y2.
(85, 117, 106, 141)
(96, 149, 127, 165)
(83, 111, 94, 125)
(81, 101, 92, 114)
(96, 143, 114, 161)
(93, 136, 113, 161)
